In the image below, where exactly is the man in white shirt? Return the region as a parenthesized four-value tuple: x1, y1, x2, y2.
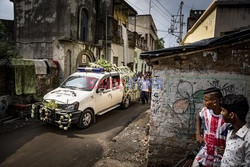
(140, 75, 150, 104)
(220, 94, 250, 167)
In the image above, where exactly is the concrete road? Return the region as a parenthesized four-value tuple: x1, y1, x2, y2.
(0, 102, 150, 167)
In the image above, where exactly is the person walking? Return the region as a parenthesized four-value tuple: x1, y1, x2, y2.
(140, 75, 150, 104)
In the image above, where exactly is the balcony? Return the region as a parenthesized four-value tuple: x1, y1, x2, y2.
(111, 18, 136, 48)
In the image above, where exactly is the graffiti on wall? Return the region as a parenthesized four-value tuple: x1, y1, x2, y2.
(209, 79, 237, 95)
(167, 80, 203, 136)
(165, 75, 247, 137)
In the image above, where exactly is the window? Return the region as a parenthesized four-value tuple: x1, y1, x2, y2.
(145, 34, 148, 46)
(79, 8, 88, 42)
(60, 76, 98, 91)
(113, 57, 118, 66)
(112, 75, 120, 89)
(99, 77, 111, 90)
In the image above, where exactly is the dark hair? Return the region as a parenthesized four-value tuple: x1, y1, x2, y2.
(220, 94, 249, 121)
(204, 87, 222, 99)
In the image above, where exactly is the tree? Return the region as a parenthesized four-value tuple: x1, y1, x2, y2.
(0, 21, 18, 58)
(156, 37, 165, 49)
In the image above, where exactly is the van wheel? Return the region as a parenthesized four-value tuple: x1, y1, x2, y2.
(121, 96, 130, 109)
(77, 109, 94, 129)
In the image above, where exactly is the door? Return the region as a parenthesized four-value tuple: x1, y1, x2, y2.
(111, 75, 123, 105)
(94, 76, 113, 112)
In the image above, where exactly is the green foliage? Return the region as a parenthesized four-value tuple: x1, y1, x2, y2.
(90, 59, 119, 72)
(156, 37, 165, 49)
(0, 21, 18, 58)
(44, 100, 58, 109)
(90, 59, 139, 101)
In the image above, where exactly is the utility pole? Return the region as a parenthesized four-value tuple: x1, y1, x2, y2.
(105, 9, 108, 61)
(179, 1, 184, 42)
(149, 0, 151, 14)
(168, 1, 184, 44)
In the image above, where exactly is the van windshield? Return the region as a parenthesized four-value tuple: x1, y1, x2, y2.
(60, 76, 98, 91)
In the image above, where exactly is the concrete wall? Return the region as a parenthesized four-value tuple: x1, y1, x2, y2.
(53, 40, 104, 82)
(111, 43, 135, 67)
(147, 44, 250, 166)
(136, 15, 157, 50)
(184, 8, 216, 44)
(149, 69, 250, 166)
(15, 0, 71, 59)
(133, 48, 150, 74)
(14, 0, 98, 59)
(70, 0, 97, 42)
(215, 5, 250, 36)
(183, 0, 250, 45)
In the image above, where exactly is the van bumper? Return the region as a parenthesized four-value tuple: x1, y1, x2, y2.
(31, 103, 81, 130)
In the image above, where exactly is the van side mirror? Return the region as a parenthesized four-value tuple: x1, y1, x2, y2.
(97, 88, 104, 93)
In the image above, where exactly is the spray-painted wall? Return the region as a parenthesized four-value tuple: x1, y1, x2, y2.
(147, 44, 250, 166)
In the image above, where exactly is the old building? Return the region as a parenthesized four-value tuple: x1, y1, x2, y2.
(182, 0, 250, 45)
(128, 15, 157, 74)
(10, 0, 140, 81)
(186, 10, 205, 32)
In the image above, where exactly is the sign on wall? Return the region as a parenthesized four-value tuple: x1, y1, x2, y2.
(82, 54, 87, 64)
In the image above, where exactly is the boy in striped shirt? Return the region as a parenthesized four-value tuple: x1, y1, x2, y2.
(192, 87, 230, 167)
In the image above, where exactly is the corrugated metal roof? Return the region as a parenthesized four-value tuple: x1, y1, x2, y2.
(140, 28, 250, 59)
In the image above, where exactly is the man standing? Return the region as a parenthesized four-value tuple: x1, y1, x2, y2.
(192, 87, 229, 167)
(220, 94, 250, 166)
(140, 75, 150, 104)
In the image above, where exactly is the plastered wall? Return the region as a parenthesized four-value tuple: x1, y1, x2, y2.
(147, 45, 250, 166)
(148, 69, 250, 166)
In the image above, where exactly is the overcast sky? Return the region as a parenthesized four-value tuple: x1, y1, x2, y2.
(125, 0, 214, 47)
(0, 0, 213, 48)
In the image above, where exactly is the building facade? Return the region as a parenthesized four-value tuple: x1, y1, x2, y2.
(129, 15, 157, 74)
(182, 0, 250, 45)
(11, 0, 140, 81)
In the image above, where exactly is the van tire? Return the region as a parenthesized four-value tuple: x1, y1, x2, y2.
(77, 109, 94, 129)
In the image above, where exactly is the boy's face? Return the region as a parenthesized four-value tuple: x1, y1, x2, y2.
(221, 107, 231, 123)
(203, 94, 215, 109)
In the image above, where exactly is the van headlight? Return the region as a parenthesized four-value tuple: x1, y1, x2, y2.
(65, 102, 79, 110)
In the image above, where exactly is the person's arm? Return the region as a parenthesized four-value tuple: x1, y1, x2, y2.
(195, 112, 204, 144)
(245, 139, 250, 166)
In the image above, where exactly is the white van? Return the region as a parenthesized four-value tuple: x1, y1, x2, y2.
(31, 68, 130, 130)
